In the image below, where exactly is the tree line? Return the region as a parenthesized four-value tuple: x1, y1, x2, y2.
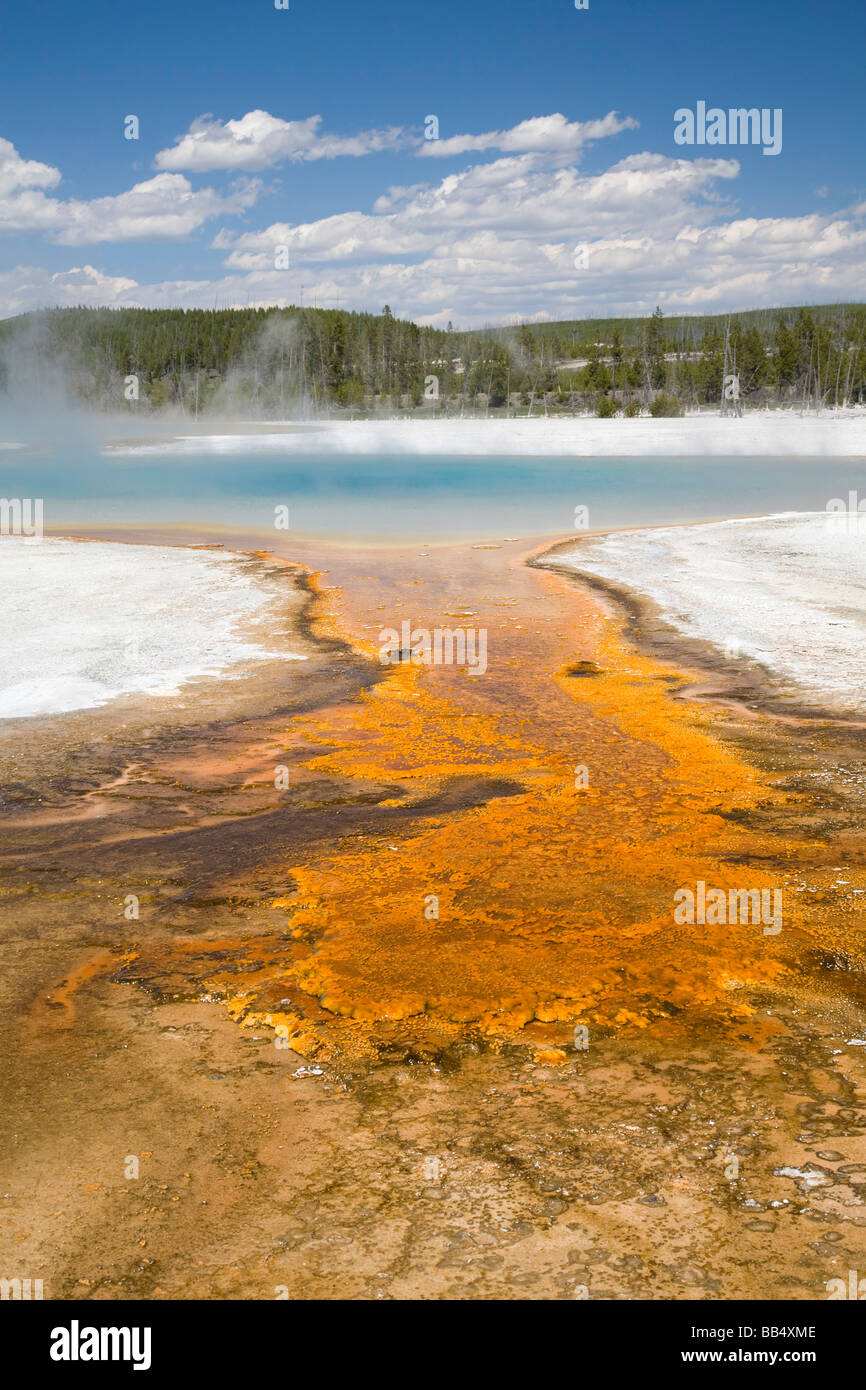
(0, 302, 864, 417)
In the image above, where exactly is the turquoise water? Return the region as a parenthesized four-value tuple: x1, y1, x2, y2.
(2, 447, 866, 540)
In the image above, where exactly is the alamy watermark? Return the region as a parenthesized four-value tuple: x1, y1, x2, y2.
(674, 880, 782, 935)
(674, 103, 782, 156)
(0, 497, 43, 538)
(378, 619, 488, 675)
(50, 1322, 152, 1370)
(827, 1270, 866, 1299)
(826, 491, 866, 535)
(1, 1276, 43, 1300)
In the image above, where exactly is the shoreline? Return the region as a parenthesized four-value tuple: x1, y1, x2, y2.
(531, 529, 866, 730)
(4, 522, 862, 1039)
(27, 509, 866, 732)
(4, 524, 866, 1299)
(98, 410, 866, 458)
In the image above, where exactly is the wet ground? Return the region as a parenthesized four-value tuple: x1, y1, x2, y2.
(1, 530, 865, 1299)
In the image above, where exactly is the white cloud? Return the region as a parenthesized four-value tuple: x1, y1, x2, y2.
(215, 152, 738, 270)
(153, 108, 637, 174)
(417, 111, 639, 158)
(0, 264, 140, 316)
(155, 111, 407, 172)
(4, 194, 866, 325)
(0, 137, 66, 236)
(54, 173, 260, 245)
(2, 118, 866, 325)
(204, 151, 866, 324)
(0, 189, 66, 235)
(0, 135, 261, 243)
(0, 137, 61, 196)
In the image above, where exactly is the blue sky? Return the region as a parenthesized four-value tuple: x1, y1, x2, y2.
(0, 0, 862, 325)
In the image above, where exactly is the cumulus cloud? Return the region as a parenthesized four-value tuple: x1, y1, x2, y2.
(0, 137, 66, 236)
(0, 135, 261, 243)
(4, 194, 866, 325)
(2, 118, 866, 325)
(155, 111, 407, 172)
(54, 173, 260, 245)
(202, 149, 866, 324)
(0, 137, 61, 196)
(0, 264, 140, 316)
(215, 152, 738, 269)
(153, 109, 638, 174)
(417, 111, 639, 158)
